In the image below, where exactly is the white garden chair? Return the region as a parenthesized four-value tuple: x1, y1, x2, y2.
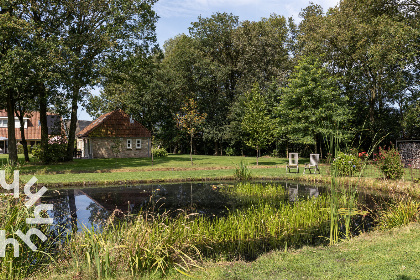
(286, 153, 299, 173)
(303, 154, 320, 174)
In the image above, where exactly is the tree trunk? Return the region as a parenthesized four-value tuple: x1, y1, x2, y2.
(6, 92, 17, 164)
(66, 87, 79, 161)
(16, 111, 30, 162)
(68, 189, 78, 233)
(190, 133, 193, 166)
(214, 141, 219, 156)
(256, 146, 259, 166)
(39, 84, 49, 164)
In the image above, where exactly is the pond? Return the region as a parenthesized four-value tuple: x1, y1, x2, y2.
(41, 180, 383, 234)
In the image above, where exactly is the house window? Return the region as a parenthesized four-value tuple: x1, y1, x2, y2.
(136, 139, 141, 149)
(0, 120, 7, 127)
(127, 139, 132, 149)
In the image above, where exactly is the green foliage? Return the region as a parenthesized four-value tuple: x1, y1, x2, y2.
(152, 147, 168, 158)
(241, 84, 276, 164)
(31, 143, 67, 163)
(224, 147, 235, 156)
(16, 144, 31, 155)
(0, 194, 56, 279)
(375, 146, 404, 180)
(271, 149, 280, 157)
(331, 152, 362, 177)
(277, 56, 352, 147)
(234, 161, 251, 180)
(176, 98, 207, 165)
(60, 185, 337, 276)
(377, 199, 420, 230)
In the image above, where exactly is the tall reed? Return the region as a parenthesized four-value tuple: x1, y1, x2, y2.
(0, 194, 57, 279)
(377, 198, 420, 230)
(61, 184, 343, 276)
(234, 161, 251, 180)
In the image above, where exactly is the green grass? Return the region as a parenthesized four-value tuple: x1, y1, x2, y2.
(12, 154, 288, 175)
(193, 223, 420, 280)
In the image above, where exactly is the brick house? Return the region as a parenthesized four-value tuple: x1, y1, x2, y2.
(76, 109, 152, 158)
(0, 110, 61, 153)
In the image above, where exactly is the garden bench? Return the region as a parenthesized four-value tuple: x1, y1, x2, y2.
(286, 153, 299, 173)
(304, 154, 320, 174)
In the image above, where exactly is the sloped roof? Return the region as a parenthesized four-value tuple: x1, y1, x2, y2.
(77, 109, 151, 138)
(0, 110, 61, 140)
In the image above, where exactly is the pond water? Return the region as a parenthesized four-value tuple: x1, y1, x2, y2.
(42, 181, 330, 232)
(41, 180, 387, 235)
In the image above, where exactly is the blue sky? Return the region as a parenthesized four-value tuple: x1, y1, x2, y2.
(79, 0, 339, 121)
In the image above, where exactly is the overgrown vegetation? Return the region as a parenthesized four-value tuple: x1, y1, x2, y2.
(331, 152, 362, 177)
(234, 161, 251, 180)
(0, 194, 58, 279)
(375, 146, 405, 180)
(152, 147, 168, 158)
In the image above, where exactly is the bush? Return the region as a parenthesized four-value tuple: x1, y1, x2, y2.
(331, 151, 362, 176)
(375, 146, 404, 180)
(225, 147, 235, 156)
(31, 143, 67, 163)
(152, 147, 168, 158)
(17, 144, 32, 154)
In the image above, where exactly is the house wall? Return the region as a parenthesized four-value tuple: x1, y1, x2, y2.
(90, 137, 151, 158)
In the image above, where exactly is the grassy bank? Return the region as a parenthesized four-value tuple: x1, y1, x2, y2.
(192, 222, 420, 280)
(26, 185, 420, 280)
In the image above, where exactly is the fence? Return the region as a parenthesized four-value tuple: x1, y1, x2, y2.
(322, 160, 420, 182)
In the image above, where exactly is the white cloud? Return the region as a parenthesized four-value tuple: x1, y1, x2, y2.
(154, 0, 340, 47)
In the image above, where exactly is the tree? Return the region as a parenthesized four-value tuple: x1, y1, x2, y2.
(60, 0, 158, 161)
(241, 84, 276, 165)
(297, 0, 419, 145)
(176, 99, 206, 166)
(277, 56, 352, 155)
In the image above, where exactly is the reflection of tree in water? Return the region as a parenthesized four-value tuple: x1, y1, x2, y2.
(86, 202, 109, 226)
(41, 189, 78, 241)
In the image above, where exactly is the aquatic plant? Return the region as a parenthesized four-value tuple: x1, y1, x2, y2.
(377, 198, 420, 230)
(234, 161, 251, 180)
(61, 186, 345, 276)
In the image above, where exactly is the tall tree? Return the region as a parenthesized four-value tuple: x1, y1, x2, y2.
(241, 84, 276, 165)
(298, 0, 419, 144)
(176, 99, 206, 165)
(277, 56, 352, 154)
(61, 0, 158, 161)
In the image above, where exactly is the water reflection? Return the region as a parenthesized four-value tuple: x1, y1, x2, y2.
(42, 181, 325, 232)
(287, 182, 319, 202)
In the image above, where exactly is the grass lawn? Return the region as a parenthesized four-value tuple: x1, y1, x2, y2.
(188, 223, 420, 280)
(36, 223, 420, 280)
(0, 153, 416, 188)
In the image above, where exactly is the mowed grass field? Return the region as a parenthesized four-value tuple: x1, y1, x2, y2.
(1, 154, 419, 187)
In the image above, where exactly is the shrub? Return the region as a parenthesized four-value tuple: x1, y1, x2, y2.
(31, 143, 67, 163)
(17, 144, 32, 154)
(224, 146, 235, 156)
(152, 147, 168, 158)
(331, 152, 362, 176)
(234, 160, 251, 180)
(375, 146, 404, 180)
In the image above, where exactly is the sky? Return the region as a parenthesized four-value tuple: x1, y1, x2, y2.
(79, 0, 340, 121)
